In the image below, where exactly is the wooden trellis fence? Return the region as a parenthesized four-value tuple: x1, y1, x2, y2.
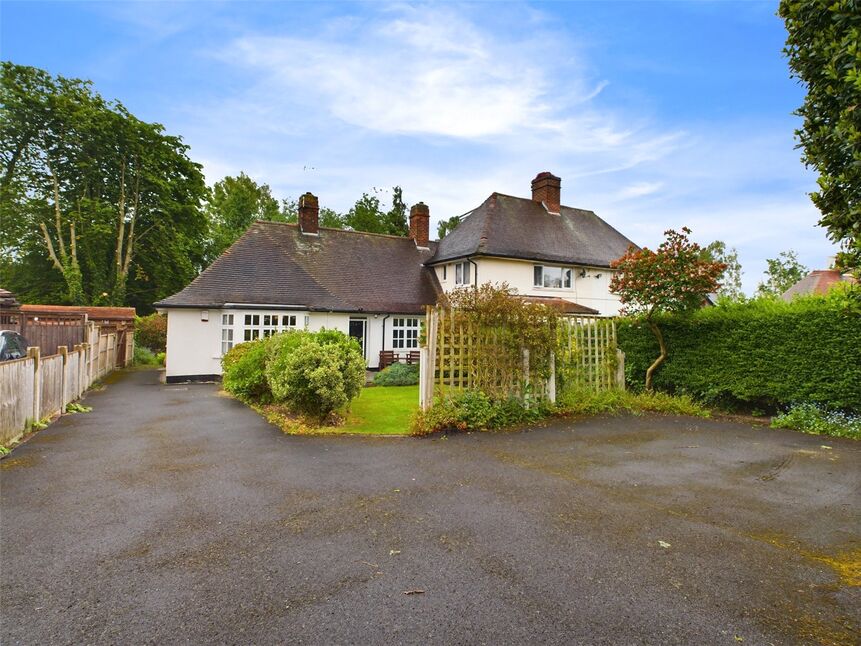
(419, 305, 624, 409)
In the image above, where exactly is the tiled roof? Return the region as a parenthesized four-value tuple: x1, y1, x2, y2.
(517, 296, 599, 315)
(429, 193, 636, 267)
(156, 222, 441, 314)
(782, 269, 857, 301)
(20, 305, 136, 321)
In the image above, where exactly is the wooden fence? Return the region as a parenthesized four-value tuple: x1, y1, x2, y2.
(0, 329, 120, 446)
(419, 306, 624, 409)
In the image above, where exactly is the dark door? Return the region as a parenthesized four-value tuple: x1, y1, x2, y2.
(348, 319, 367, 360)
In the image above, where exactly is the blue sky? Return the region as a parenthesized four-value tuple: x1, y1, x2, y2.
(2, 1, 834, 293)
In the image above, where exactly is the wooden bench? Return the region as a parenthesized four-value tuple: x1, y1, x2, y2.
(379, 350, 421, 369)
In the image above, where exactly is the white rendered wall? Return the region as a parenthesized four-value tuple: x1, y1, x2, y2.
(164, 309, 223, 378)
(434, 257, 622, 316)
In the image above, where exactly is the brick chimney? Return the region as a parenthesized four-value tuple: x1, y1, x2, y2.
(409, 202, 430, 247)
(298, 192, 319, 235)
(531, 171, 561, 214)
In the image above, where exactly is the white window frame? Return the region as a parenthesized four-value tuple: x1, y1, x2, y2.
(455, 261, 471, 286)
(392, 317, 420, 350)
(241, 311, 301, 342)
(221, 313, 234, 356)
(533, 265, 572, 289)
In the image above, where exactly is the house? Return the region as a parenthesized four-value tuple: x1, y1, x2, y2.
(782, 268, 857, 301)
(156, 172, 636, 382)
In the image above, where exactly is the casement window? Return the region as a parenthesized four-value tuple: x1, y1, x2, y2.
(242, 312, 301, 341)
(392, 317, 419, 349)
(533, 265, 572, 289)
(454, 261, 471, 286)
(221, 314, 234, 355)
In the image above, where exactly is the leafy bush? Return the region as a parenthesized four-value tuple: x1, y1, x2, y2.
(133, 345, 161, 366)
(373, 363, 419, 386)
(221, 339, 271, 402)
(134, 313, 167, 352)
(265, 330, 365, 420)
(617, 295, 861, 412)
(412, 391, 549, 436)
(557, 388, 709, 418)
(155, 351, 166, 366)
(771, 403, 861, 440)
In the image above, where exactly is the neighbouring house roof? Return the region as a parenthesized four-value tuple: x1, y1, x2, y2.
(20, 305, 137, 321)
(428, 193, 637, 267)
(782, 269, 857, 301)
(517, 296, 599, 315)
(156, 221, 442, 314)
(0, 287, 20, 310)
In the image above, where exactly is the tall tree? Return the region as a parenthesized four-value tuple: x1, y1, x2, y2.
(204, 172, 283, 263)
(0, 63, 207, 311)
(703, 240, 744, 301)
(610, 228, 725, 390)
(437, 215, 461, 239)
(343, 187, 410, 235)
(756, 250, 808, 297)
(780, 0, 861, 270)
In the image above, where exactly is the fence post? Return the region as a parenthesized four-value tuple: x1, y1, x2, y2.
(548, 351, 556, 404)
(521, 347, 530, 406)
(616, 349, 626, 390)
(28, 346, 41, 423)
(58, 345, 68, 412)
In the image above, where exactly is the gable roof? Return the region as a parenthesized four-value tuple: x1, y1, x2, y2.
(429, 193, 636, 267)
(782, 269, 857, 301)
(156, 222, 441, 314)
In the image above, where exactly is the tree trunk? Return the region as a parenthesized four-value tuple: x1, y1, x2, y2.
(645, 318, 667, 392)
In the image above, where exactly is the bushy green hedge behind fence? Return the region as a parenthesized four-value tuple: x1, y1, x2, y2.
(616, 297, 861, 411)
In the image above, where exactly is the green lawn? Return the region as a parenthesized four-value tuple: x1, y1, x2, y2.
(341, 385, 419, 435)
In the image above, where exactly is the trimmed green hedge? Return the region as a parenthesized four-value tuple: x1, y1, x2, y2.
(617, 297, 861, 412)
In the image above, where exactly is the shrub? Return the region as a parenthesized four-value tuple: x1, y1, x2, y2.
(155, 351, 166, 366)
(617, 295, 861, 412)
(221, 339, 271, 402)
(412, 391, 548, 436)
(133, 345, 160, 366)
(265, 329, 365, 420)
(557, 388, 709, 418)
(373, 363, 419, 386)
(771, 403, 861, 440)
(135, 313, 167, 352)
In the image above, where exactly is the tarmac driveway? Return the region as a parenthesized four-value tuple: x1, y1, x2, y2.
(1, 369, 859, 645)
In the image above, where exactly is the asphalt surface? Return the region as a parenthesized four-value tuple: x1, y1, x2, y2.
(1, 369, 859, 645)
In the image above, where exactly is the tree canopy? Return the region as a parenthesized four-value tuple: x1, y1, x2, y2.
(0, 62, 207, 311)
(703, 240, 744, 301)
(780, 0, 861, 270)
(610, 228, 725, 389)
(755, 249, 808, 298)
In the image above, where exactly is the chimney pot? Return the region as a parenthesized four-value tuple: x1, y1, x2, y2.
(531, 171, 561, 214)
(409, 202, 430, 247)
(298, 192, 319, 234)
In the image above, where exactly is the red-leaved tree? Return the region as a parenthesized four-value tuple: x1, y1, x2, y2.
(610, 228, 726, 391)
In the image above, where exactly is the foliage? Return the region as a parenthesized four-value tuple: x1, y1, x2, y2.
(0, 62, 207, 312)
(132, 345, 161, 366)
(341, 385, 419, 434)
(442, 283, 560, 397)
(265, 329, 366, 420)
(0, 445, 9, 456)
(780, 0, 861, 269)
(556, 388, 709, 418)
(65, 402, 92, 413)
(343, 186, 409, 236)
(437, 215, 461, 239)
(771, 402, 861, 440)
(703, 240, 744, 301)
(155, 351, 166, 366)
(610, 228, 725, 390)
(755, 249, 808, 297)
(412, 390, 550, 436)
(134, 313, 167, 351)
(221, 338, 271, 402)
(373, 362, 420, 386)
(617, 294, 861, 412)
(204, 173, 285, 264)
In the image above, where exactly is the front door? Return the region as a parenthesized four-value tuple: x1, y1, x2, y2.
(348, 318, 367, 361)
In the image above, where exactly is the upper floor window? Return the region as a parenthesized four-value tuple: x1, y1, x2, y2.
(392, 317, 419, 349)
(533, 265, 572, 289)
(455, 261, 471, 286)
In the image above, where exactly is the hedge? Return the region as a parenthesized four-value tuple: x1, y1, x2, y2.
(616, 296, 861, 412)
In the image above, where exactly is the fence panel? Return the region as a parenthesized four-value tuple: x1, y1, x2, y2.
(65, 351, 81, 404)
(39, 355, 65, 420)
(0, 358, 35, 445)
